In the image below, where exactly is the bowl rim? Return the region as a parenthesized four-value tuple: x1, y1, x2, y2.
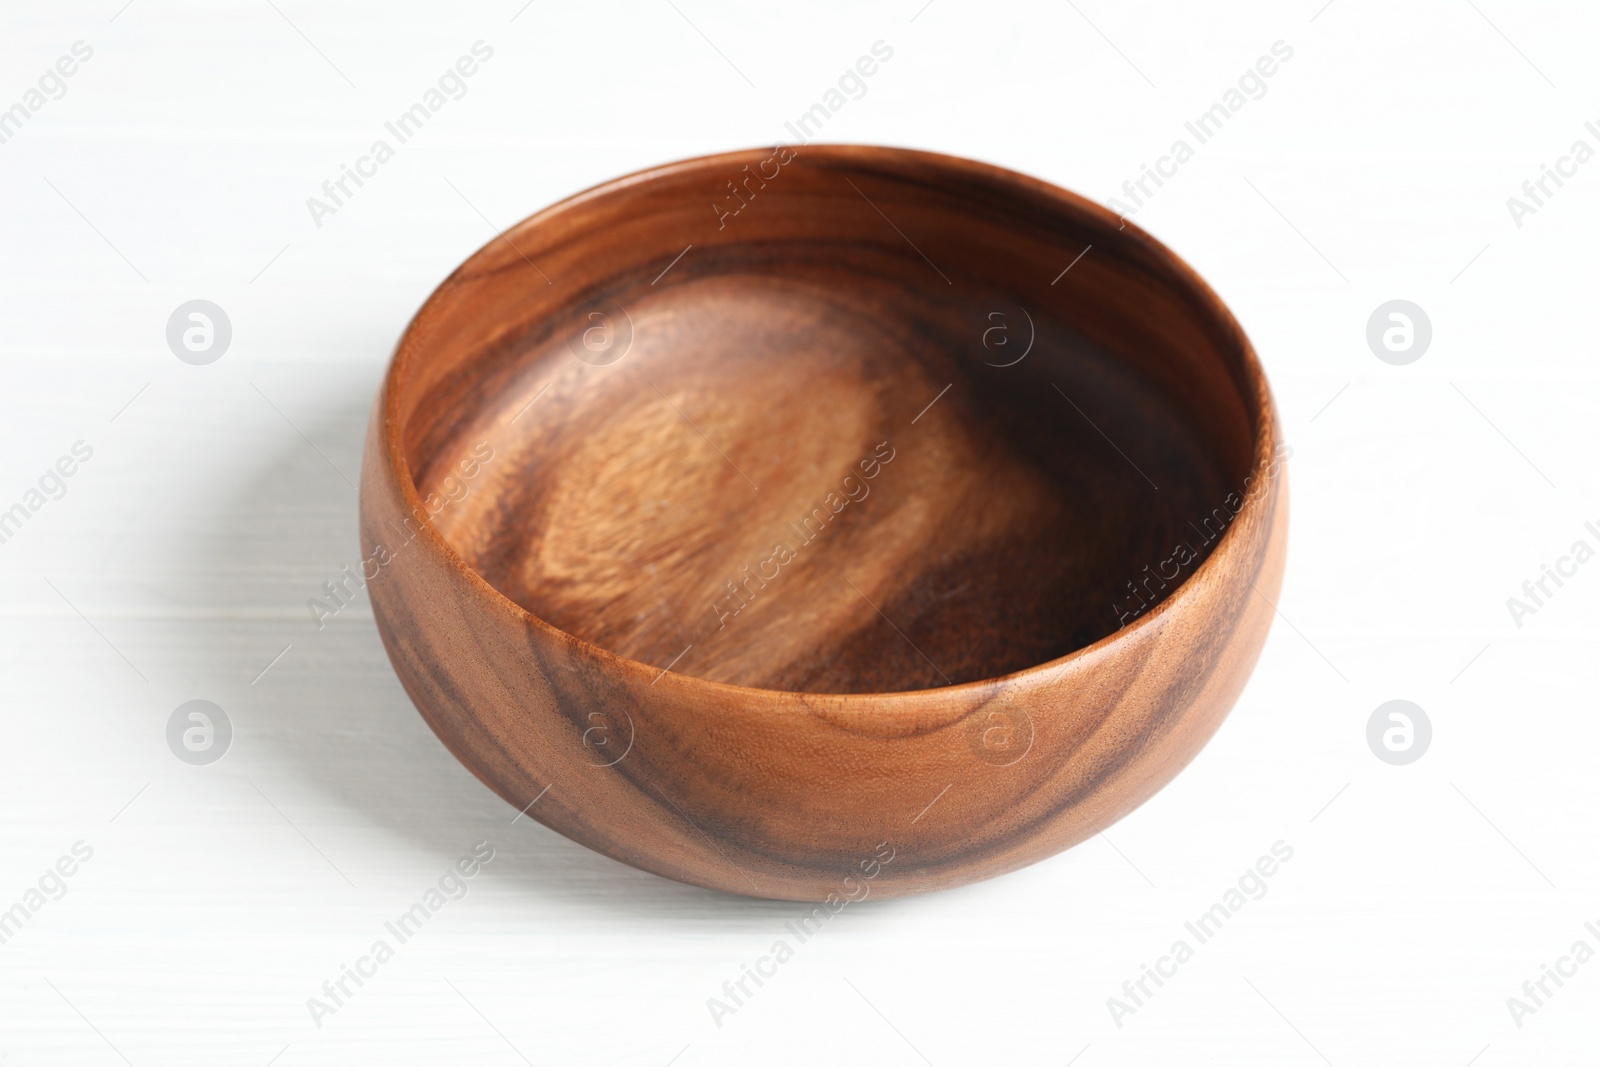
(372, 142, 1281, 706)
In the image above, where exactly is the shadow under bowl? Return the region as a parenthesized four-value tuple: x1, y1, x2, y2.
(360, 144, 1288, 900)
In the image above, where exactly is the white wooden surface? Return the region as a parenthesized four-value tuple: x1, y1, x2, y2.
(2, 1, 1597, 1063)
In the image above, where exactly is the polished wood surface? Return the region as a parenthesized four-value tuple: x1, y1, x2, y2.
(360, 145, 1288, 900)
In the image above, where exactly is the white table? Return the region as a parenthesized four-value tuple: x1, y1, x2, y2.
(2, 0, 1596, 1062)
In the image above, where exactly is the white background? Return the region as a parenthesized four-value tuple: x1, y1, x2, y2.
(1, 0, 1596, 1063)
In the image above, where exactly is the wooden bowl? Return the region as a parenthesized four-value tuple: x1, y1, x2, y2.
(360, 145, 1287, 900)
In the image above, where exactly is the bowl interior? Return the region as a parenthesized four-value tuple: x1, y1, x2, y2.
(392, 148, 1259, 694)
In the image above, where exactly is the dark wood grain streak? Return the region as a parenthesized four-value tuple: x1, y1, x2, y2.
(360, 145, 1288, 900)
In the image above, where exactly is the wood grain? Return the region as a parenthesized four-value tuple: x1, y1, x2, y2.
(360, 144, 1288, 900)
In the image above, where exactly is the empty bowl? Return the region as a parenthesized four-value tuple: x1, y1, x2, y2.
(359, 144, 1287, 900)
